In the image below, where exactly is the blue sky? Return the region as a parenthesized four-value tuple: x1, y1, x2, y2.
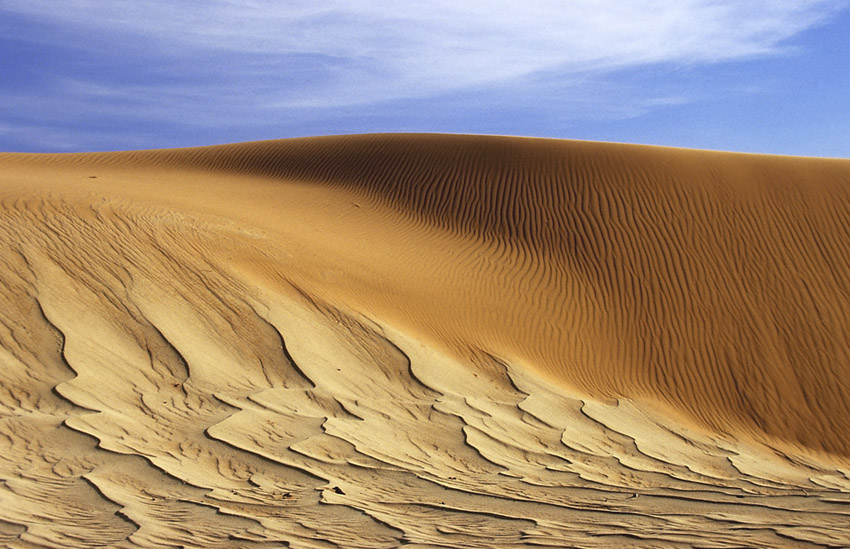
(1, 1, 848, 157)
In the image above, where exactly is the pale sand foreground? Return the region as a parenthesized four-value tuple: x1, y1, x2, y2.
(1, 134, 850, 547)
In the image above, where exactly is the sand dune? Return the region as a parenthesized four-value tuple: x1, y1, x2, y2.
(2, 134, 850, 547)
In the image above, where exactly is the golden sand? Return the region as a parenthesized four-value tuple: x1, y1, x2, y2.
(1, 134, 849, 547)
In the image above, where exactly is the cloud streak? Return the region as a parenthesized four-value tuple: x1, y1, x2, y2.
(3, 1, 844, 104)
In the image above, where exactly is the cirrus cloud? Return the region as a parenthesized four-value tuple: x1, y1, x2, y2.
(2, 0, 844, 105)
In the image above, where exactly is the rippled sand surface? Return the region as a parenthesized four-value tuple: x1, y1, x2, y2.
(2, 134, 850, 547)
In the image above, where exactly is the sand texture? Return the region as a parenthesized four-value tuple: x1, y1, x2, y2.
(2, 134, 850, 547)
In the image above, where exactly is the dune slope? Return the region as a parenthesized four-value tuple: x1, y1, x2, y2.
(1, 134, 850, 547)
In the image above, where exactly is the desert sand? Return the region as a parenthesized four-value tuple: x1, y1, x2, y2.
(1, 133, 850, 547)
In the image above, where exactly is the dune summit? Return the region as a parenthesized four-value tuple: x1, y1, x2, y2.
(1, 134, 850, 547)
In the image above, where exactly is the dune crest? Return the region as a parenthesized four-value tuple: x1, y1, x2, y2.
(2, 134, 850, 546)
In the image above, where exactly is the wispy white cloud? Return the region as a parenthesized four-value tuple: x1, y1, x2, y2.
(2, 0, 844, 107)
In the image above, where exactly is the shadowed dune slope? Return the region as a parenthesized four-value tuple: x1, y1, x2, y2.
(3, 134, 850, 546)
